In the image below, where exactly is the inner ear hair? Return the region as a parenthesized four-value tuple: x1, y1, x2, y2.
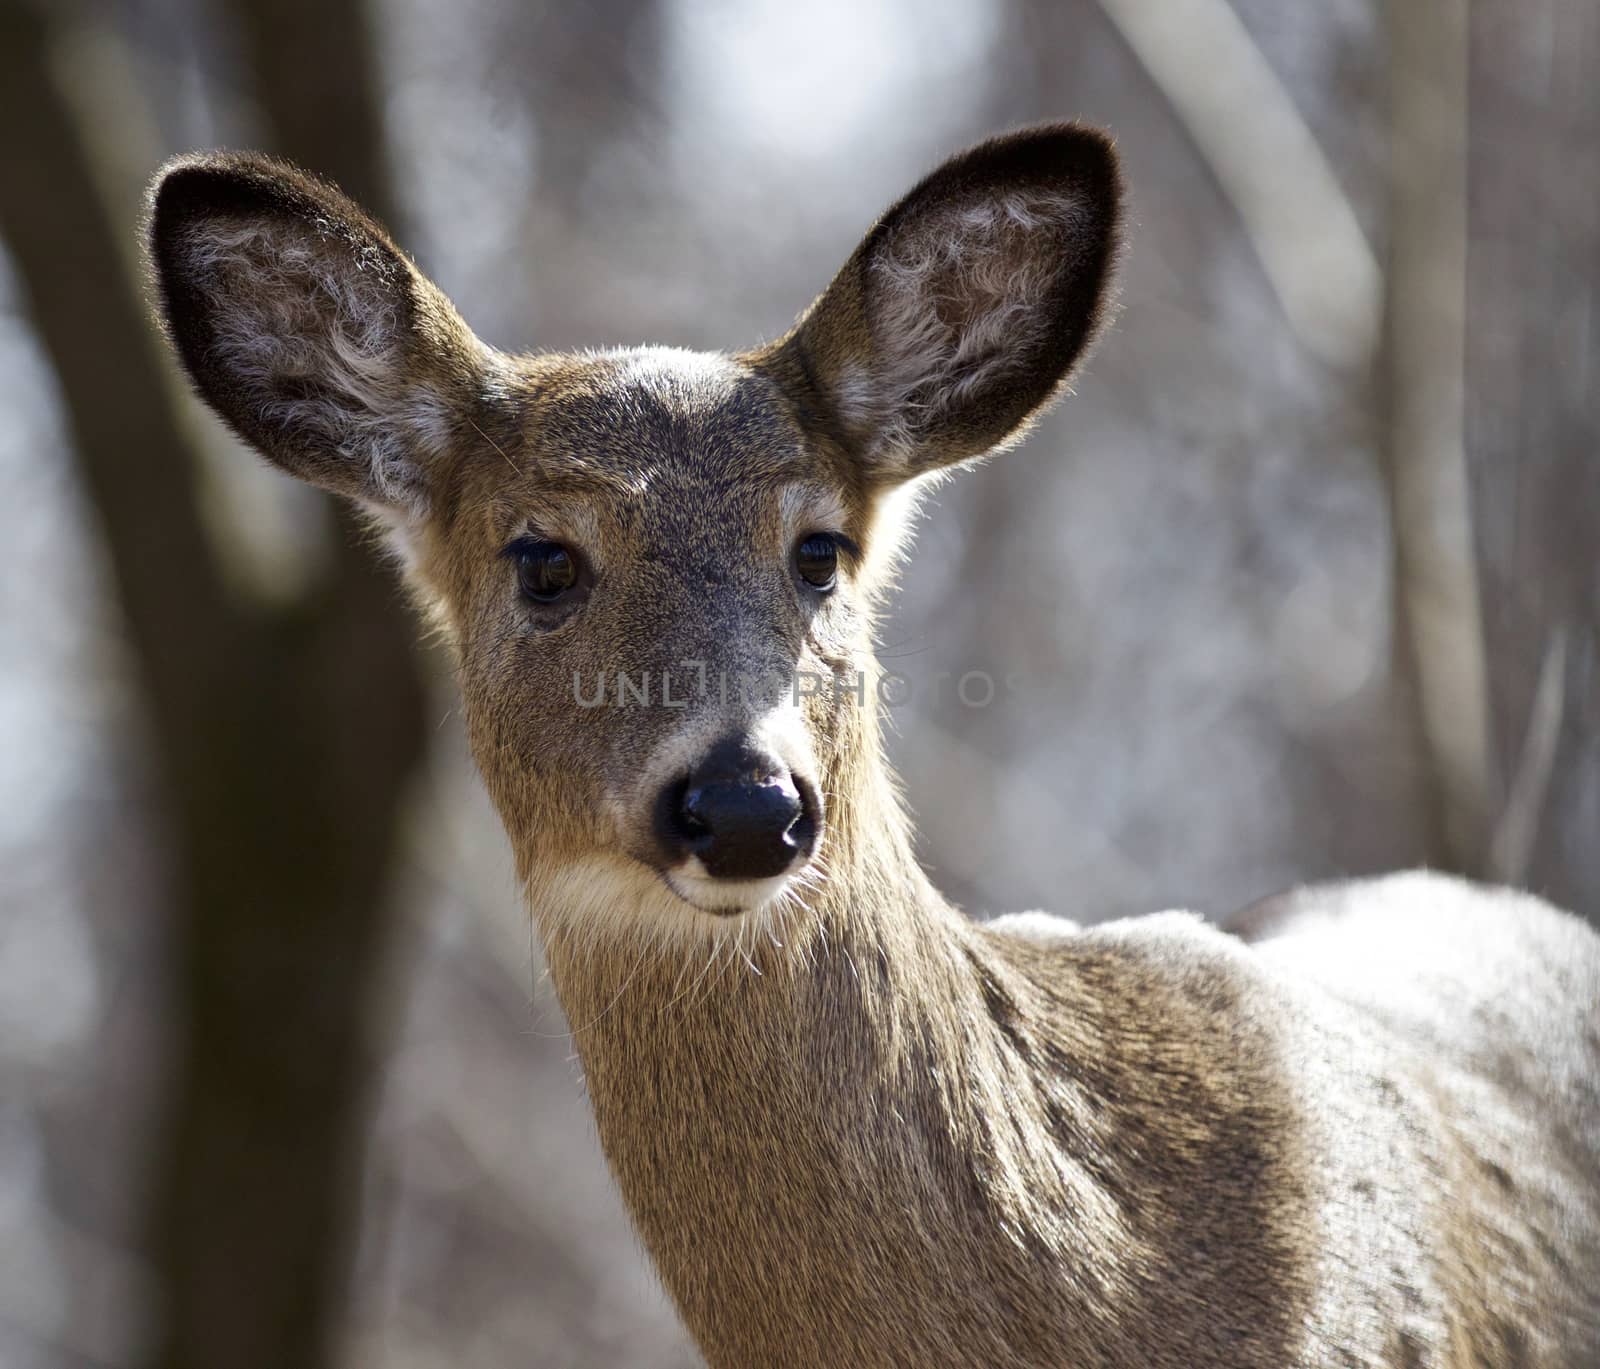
(147, 152, 488, 514)
(767, 123, 1122, 482)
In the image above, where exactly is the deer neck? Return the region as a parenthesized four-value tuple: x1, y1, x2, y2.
(532, 715, 1093, 1362)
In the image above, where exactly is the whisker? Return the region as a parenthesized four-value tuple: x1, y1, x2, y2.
(467, 415, 521, 475)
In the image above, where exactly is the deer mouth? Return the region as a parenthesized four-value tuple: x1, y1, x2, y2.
(658, 863, 801, 917)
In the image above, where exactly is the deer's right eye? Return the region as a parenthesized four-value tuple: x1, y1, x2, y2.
(795, 533, 839, 591)
(506, 539, 581, 602)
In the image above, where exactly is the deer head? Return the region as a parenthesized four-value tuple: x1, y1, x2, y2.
(148, 126, 1119, 951)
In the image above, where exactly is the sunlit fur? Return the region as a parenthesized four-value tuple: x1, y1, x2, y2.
(149, 128, 1600, 1367)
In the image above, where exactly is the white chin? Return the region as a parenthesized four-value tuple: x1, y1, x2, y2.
(662, 869, 793, 916)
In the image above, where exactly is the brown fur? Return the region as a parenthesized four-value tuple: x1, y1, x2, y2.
(147, 127, 1600, 1366)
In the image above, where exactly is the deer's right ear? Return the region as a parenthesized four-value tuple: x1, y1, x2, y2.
(147, 152, 496, 515)
(763, 124, 1122, 484)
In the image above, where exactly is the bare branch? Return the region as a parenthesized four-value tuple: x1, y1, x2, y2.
(1097, 0, 1382, 369)
(1384, 0, 1495, 873)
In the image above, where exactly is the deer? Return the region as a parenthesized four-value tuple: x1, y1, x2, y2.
(145, 124, 1600, 1367)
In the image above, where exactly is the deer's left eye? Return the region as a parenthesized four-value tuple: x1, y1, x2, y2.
(795, 533, 838, 591)
(508, 539, 580, 601)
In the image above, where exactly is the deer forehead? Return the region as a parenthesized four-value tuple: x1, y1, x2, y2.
(526, 347, 802, 485)
(451, 346, 856, 564)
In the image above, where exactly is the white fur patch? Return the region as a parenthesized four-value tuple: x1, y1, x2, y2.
(607, 345, 760, 424)
(985, 910, 1081, 942)
(533, 852, 821, 976)
(614, 345, 744, 394)
(663, 864, 801, 916)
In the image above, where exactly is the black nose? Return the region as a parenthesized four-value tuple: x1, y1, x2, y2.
(657, 738, 819, 881)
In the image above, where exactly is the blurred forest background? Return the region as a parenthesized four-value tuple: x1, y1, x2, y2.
(0, 0, 1595, 1365)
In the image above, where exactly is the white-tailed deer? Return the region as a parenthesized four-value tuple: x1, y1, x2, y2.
(147, 126, 1600, 1367)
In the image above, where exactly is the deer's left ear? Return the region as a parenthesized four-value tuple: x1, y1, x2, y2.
(760, 124, 1122, 483)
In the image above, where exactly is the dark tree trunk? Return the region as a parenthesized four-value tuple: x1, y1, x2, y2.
(0, 4, 427, 1366)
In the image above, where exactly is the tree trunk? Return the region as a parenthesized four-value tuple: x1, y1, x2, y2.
(1384, 0, 1494, 875)
(1468, 0, 1600, 917)
(0, 4, 427, 1366)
